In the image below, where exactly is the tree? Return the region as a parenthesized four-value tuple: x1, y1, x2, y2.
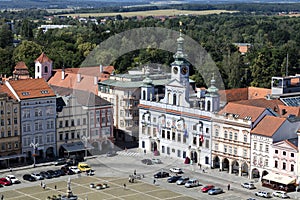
(0, 23, 13, 48)
(12, 40, 43, 76)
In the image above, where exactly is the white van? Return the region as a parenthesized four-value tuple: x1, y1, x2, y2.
(185, 179, 200, 188)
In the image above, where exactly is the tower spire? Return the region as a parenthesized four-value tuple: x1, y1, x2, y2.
(174, 21, 186, 60)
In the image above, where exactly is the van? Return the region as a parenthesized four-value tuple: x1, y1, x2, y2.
(184, 179, 200, 188)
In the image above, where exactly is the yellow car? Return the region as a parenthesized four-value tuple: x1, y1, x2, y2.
(77, 163, 91, 172)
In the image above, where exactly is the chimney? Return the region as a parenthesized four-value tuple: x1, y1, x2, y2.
(61, 68, 65, 80)
(77, 73, 81, 83)
(94, 76, 98, 85)
(100, 64, 103, 73)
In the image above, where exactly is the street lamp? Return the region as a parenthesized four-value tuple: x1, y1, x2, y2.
(30, 142, 39, 168)
(81, 136, 88, 158)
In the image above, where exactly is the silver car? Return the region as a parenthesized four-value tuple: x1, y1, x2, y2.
(241, 182, 256, 189)
(176, 177, 189, 185)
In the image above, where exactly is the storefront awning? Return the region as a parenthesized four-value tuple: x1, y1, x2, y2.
(263, 173, 296, 185)
(61, 141, 93, 153)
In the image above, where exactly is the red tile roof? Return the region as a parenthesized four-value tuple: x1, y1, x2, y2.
(233, 98, 284, 112)
(35, 52, 52, 63)
(251, 115, 286, 137)
(48, 66, 114, 94)
(14, 61, 28, 70)
(0, 84, 15, 99)
(218, 102, 266, 122)
(7, 78, 56, 100)
(248, 87, 271, 99)
(219, 88, 248, 103)
(278, 105, 300, 117)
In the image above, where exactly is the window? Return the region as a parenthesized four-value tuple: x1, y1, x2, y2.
(77, 119, 80, 126)
(167, 147, 170, 155)
(14, 130, 18, 136)
(224, 131, 228, 138)
(205, 140, 209, 149)
(215, 128, 219, 137)
(83, 118, 87, 125)
(291, 164, 294, 172)
(162, 130, 165, 138)
(214, 143, 219, 151)
(13, 117, 17, 124)
(264, 159, 268, 167)
(283, 151, 286, 156)
(177, 150, 181, 157)
(229, 132, 233, 140)
(71, 131, 75, 139)
(162, 146, 165, 153)
(275, 160, 278, 168)
(183, 151, 186, 158)
(59, 121, 63, 128)
(243, 134, 247, 143)
(229, 146, 232, 154)
(259, 144, 263, 151)
(142, 141, 145, 148)
(193, 136, 197, 145)
(224, 145, 227, 153)
(71, 119, 75, 126)
(7, 143, 11, 150)
(14, 141, 19, 149)
(234, 132, 238, 140)
(65, 120, 69, 127)
(254, 142, 257, 150)
(265, 145, 269, 153)
(243, 149, 247, 157)
(283, 162, 286, 170)
(234, 147, 237, 155)
(291, 153, 294, 157)
(275, 149, 278, 154)
(206, 128, 209, 133)
(172, 132, 175, 141)
(177, 133, 181, 142)
(167, 131, 170, 140)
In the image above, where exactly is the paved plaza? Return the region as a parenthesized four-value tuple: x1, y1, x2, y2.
(0, 175, 196, 200)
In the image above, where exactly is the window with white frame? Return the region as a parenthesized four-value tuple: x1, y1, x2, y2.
(229, 132, 233, 140)
(224, 131, 228, 138)
(243, 134, 247, 143)
(254, 142, 257, 150)
(265, 145, 269, 153)
(264, 159, 268, 167)
(243, 149, 247, 157)
(214, 143, 219, 151)
(229, 146, 232, 154)
(259, 143, 263, 151)
(215, 128, 219, 137)
(234, 147, 237, 155)
(234, 132, 238, 140)
(224, 145, 227, 153)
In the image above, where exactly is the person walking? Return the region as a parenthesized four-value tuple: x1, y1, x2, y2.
(54, 185, 57, 190)
(123, 183, 126, 189)
(227, 183, 230, 191)
(134, 169, 136, 175)
(153, 179, 156, 185)
(1, 194, 4, 200)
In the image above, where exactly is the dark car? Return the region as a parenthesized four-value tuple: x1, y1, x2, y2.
(61, 166, 75, 175)
(47, 170, 60, 178)
(53, 158, 66, 166)
(23, 174, 36, 182)
(154, 172, 169, 178)
(141, 159, 153, 165)
(167, 176, 182, 183)
(40, 171, 52, 179)
(55, 169, 66, 176)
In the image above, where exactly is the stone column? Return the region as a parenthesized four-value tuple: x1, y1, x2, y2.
(228, 160, 233, 174)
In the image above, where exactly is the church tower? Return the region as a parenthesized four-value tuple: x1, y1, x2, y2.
(161, 22, 190, 107)
(205, 74, 220, 112)
(35, 52, 53, 81)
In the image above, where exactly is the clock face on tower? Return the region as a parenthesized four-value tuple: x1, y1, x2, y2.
(181, 66, 188, 75)
(173, 67, 178, 74)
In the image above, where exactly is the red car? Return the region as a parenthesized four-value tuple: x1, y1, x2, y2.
(0, 178, 12, 186)
(201, 185, 215, 192)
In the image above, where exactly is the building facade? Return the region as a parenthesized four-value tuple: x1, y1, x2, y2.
(5, 79, 57, 161)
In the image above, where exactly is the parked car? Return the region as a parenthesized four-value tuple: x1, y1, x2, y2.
(106, 151, 117, 157)
(167, 176, 182, 183)
(170, 167, 183, 174)
(272, 191, 290, 199)
(55, 169, 66, 176)
(86, 169, 95, 176)
(184, 179, 200, 188)
(208, 187, 223, 195)
(201, 185, 215, 192)
(176, 177, 189, 185)
(23, 174, 36, 182)
(141, 159, 153, 165)
(241, 182, 256, 189)
(0, 178, 12, 186)
(152, 158, 162, 164)
(255, 191, 272, 198)
(47, 170, 60, 178)
(31, 173, 44, 180)
(40, 171, 52, 179)
(61, 166, 74, 175)
(154, 172, 169, 178)
(78, 162, 91, 172)
(6, 175, 21, 184)
(53, 158, 66, 166)
(69, 166, 81, 174)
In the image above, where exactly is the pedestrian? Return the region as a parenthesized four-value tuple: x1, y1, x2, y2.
(134, 169, 136, 175)
(227, 183, 230, 191)
(54, 185, 57, 190)
(1, 194, 3, 200)
(40, 181, 42, 187)
(198, 163, 201, 169)
(123, 183, 126, 189)
(9, 168, 12, 173)
(42, 183, 46, 190)
(153, 179, 156, 185)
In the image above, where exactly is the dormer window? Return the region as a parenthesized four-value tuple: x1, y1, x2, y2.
(22, 92, 30, 96)
(41, 90, 49, 94)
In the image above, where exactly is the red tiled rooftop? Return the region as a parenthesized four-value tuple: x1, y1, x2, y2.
(218, 102, 266, 122)
(251, 115, 286, 137)
(35, 52, 52, 63)
(7, 78, 56, 100)
(248, 87, 271, 99)
(14, 61, 28, 70)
